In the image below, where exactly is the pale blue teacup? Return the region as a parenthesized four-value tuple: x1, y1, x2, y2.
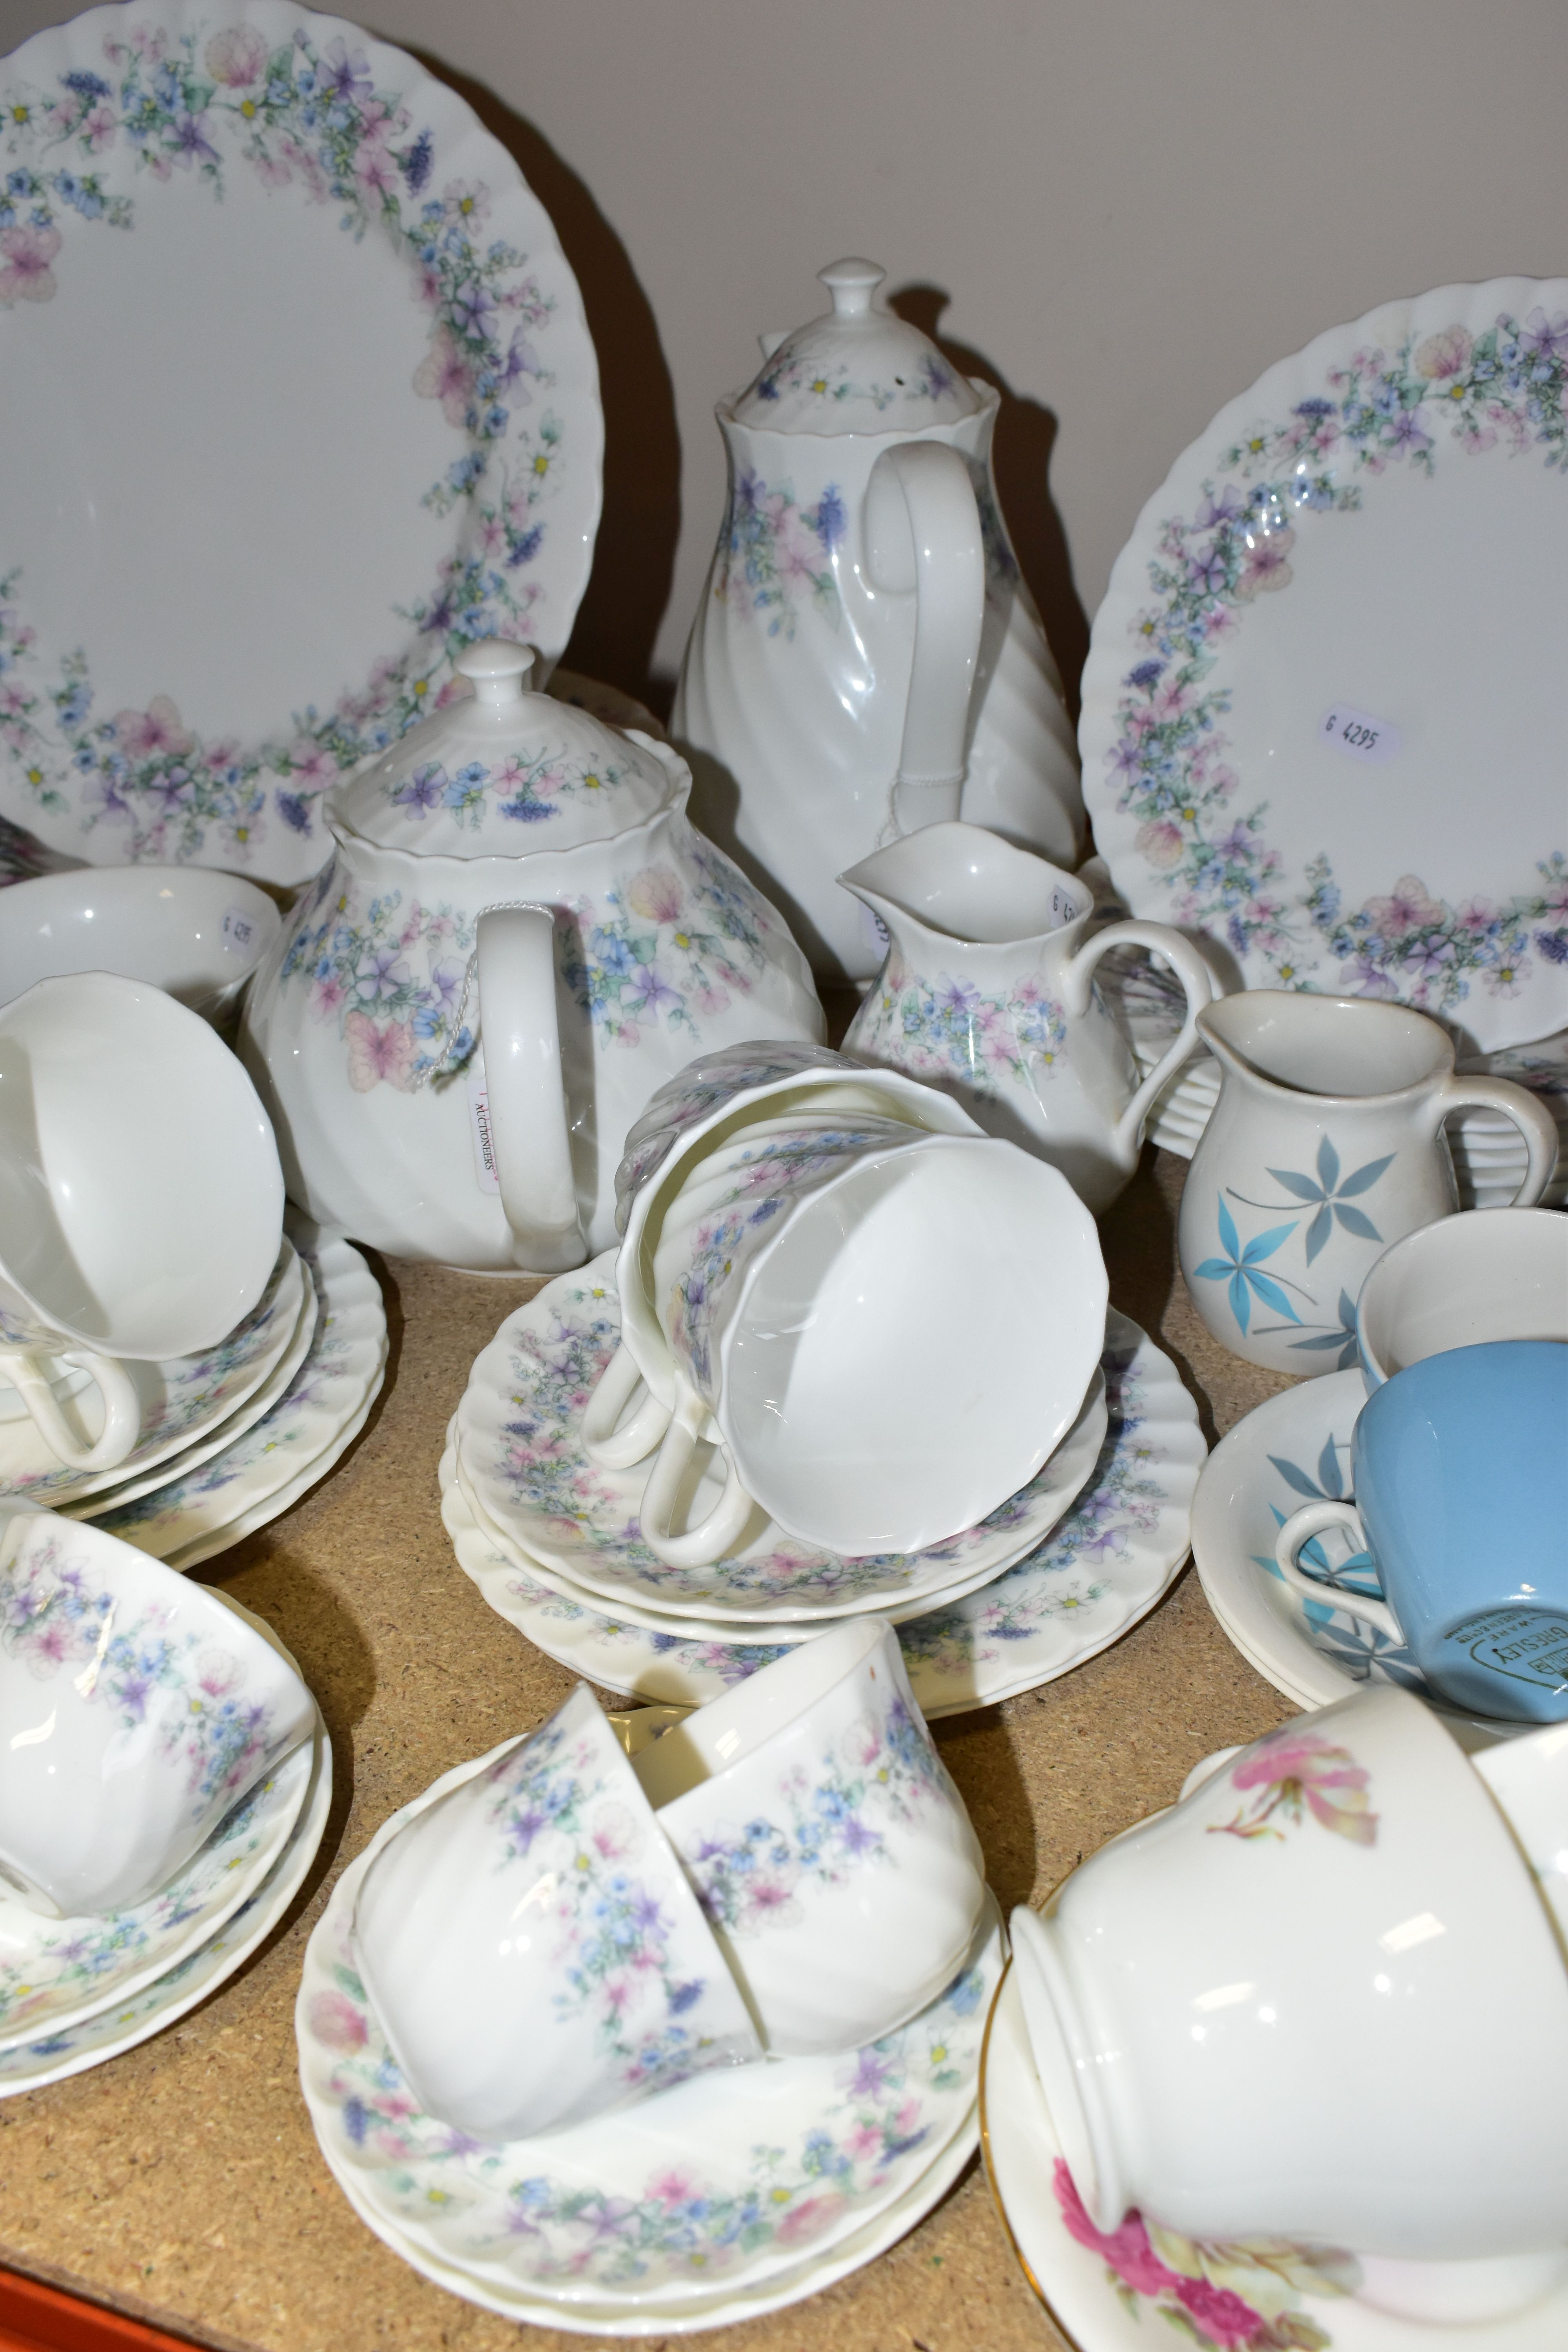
(1274, 1339, 1568, 1721)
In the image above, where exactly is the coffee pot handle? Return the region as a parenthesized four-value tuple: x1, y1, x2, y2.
(1060, 920, 1218, 1164)
(474, 906, 587, 1274)
(864, 441, 985, 838)
(1424, 1074, 1559, 1207)
(1273, 1500, 1405, 1644)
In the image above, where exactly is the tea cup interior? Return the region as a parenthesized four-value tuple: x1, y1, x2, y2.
(0, 866, 280, 1017)
(1201, 990, 1450, 1099)
(631, 1619, 882, 1810)
(1357, 1207, 1568, 1386)
(0, 974, 283, 1359)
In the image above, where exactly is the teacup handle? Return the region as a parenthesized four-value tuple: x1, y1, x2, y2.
(581, 1340, 673, 1469)
(1061, 920, 1218, 1163)
(1425, 1074, 1559, 1208)
(0, 1347, 141, 1474)
(639, 1379, 755, 1568)
(1273, 1499, 1403, 1644)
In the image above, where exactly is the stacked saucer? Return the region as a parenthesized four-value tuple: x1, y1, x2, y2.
(9, 1220, 387, 1570)
(444, 1257, 1205, 1716)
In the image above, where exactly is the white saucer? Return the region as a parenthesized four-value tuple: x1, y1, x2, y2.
(65, 1261, 319, 1514)
(442, 1310, 1204, 1719)
(0, 1702, 331, 2098)
(1191, 1369, 1529, 1746)
(451, 1369, 1109, 1641)
(297, 1739, 1002, 2332)
(0, 1238, 306, 1506)
(981, 1960, 1568, 2350)
(89, 1227, 387, 1567)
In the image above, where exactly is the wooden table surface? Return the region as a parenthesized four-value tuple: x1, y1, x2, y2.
(0, 1145, 1300, 2352)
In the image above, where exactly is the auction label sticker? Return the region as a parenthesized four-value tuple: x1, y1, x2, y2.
(1319, 705, 1402, 764)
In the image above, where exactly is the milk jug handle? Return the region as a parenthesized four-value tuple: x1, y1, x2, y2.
(1421, 1074, 1559, 1207)
(1061, 920, 1217, 1160)
(474, 906, 587, 1274)
(865, 441, 985, 837)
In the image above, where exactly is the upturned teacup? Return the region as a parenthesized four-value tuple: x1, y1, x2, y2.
(1273, 1340, 1568, 1720)
(0, 1505, 315, 1916)
(350, 1684, 762, 2143)
(633, 1619, 986, 2054)
(1010, 1685, 1568, 2258)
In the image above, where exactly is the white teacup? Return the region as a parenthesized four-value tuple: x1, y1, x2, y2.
(1011, 1685, 1568, 2259)
(351, 1685, 761, 2143)
(620, 1114, 1107, 1565)
(0, 1505, 315, 1916)
(0, 973, 284, 1470)
(0, 864, 281, 1024)
(1356, 1206, 1568, 1390)
(633, 1619, 985, 2055)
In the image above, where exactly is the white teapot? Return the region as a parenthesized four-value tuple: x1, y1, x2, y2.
(673, 258, 1085, 981)
(241, 643, 824, 1270)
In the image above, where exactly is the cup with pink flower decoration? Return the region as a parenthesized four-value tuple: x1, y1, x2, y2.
(1009, 1684, 1568, 2263)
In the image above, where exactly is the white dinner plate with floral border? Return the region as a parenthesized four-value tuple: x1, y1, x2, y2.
(0, 1236, 305, 1505)
(981, 1957, 1568, 2352)
(0, 1684, 331, 2096)
(457, 1256, 1115, 1624)
(451, 1371, 1110, 1642)
(89, 1225, 385, 1563)
(296, 1736, 1000, 2333)
(0, 0, 601, 885)
(441, 1308, 1205, 1718)
(1190, 1368, 1529, 1748)
(1081, 279, 1568, 1056)
(63, 1253, 318, 1515)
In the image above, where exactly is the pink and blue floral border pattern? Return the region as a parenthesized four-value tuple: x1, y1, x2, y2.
(677, 1690, 947, 1938)
(1098, 304, 1568, 1024)
(848, 951, 1069, 1099)
(0, 8, 591, 869)
(276, 831, 778, 1092)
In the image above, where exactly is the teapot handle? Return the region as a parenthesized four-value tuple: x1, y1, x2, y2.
(1060, 920, 1217, 1166)
(475, 906, 587, 1274)
(865, 441, 985, 837)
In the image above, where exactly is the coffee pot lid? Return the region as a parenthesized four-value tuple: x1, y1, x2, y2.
(725, 259, 982, 435)
(330, 641, 676, 856)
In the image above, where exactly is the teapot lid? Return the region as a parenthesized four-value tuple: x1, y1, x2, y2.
(330, 642, 677, 857)
(725, 259, 982, 435)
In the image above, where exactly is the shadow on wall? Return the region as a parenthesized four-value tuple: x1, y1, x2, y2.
(889, 283, 1089, 720)
(405, 47, 681, 717)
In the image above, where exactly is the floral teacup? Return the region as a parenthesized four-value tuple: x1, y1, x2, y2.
(350, 1684, 761, 2143)
(1011, 1685, 1568, 2259)
(633, 1620, 985, 2054)
(0, 1506, 315, 1916)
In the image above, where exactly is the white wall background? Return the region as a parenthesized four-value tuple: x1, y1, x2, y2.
(4, 0, 1565, 710)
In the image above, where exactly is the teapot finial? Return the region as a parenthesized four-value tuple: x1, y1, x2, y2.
(456, 638, 535, 709)
(818, 258, 885, 319)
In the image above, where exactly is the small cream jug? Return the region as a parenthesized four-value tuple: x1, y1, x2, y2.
(840, 822, 1214, 1211)
(673, 260, 1083, 981)
(241, 642, 823, 1271)
(1178, 992, 1559, 1374)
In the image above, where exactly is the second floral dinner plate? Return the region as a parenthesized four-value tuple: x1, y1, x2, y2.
(1082, 279, 1568, 1055)
(0, 0, 601, 884)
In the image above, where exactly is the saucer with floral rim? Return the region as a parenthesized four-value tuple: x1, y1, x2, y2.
(298, 1734, 1003, 2327)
